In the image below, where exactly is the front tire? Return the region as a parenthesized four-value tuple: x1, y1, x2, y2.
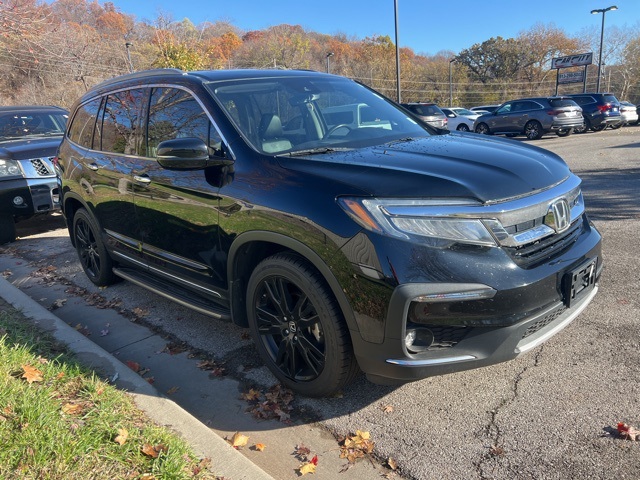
(609, 123, 623, 130)
(72, 208, 117, 286)
(0, 215, 17, 244)
(456, 123, 470, 132)
(246, 253, 359, 397)
(524, 120, 543, 140)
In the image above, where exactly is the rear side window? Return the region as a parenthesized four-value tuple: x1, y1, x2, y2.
(101, 89, 146, 155)
(68, 98, 102, 148)
(602, 94, 619, 104)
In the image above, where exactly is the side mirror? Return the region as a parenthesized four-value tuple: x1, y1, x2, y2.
(156, 137, 232, 169)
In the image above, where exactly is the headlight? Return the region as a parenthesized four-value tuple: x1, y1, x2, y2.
(338, 197, 498, 246)
(0, 159, 22, 177)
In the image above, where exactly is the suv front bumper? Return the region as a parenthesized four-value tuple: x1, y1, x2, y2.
(1, 177, 59, 218)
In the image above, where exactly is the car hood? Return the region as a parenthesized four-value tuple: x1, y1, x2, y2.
(0, 136, 62, 160)
(278, 133, 571, 203)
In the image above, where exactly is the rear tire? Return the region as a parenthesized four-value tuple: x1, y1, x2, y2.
(609, 123, 623, 130)
(524, 120, 543, 140)
(556, 128, 572, 137)
(591, 124, 606, 132)
(475, 123, 490, 135)
(456, 124, 470, 132)
(246, 253, 359, 397)
(0, 215, 17, 244)
(72, 208, 117, 286)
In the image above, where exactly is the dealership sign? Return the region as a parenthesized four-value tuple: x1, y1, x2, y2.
(551, 53, 593, 69)
(558, 71, 585, 84)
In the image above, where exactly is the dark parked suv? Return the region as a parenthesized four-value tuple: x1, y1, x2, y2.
(56, 69, 602, 397)
(566, 93, 621, 133)
(474, 97, 584, 139)
(0, 105, 67, 244)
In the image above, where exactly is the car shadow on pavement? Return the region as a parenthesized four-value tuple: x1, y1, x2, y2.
(577, 167, 640, 221)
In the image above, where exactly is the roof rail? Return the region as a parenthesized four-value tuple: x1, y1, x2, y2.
(92, 68, 186, 90)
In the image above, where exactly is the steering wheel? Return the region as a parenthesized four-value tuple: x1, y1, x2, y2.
(323, 124, 353, 139)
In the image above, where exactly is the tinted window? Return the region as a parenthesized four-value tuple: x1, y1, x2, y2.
(410, 105, 442, 116)
(146, 87, 222, 157)
(497, 104, 512, 114)
(549, 98, 579, 108)
(571, 96, 594, 106)
(101, 89, 146, 155)
(603, 94, 619, 104)
(69, 98, 102, 148)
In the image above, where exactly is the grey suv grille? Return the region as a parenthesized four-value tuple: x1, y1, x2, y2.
(30, 157, 54, 176)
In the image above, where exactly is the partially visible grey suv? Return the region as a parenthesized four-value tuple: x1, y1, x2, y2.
(400, 102, 448, 129)
(566, 93, 621, 133)
(474, 97, 584, 140)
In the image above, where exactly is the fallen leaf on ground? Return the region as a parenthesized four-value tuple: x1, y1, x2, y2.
(382, 405, 394, 414)
(489, 445, 505, 456)
(141, 443, 168, 458)
(253, 443, 266, 451)
(61, 403, 83, 415)
(126, 360, 140, 372)
(21, 365, 43, 383)
(387, 457, 398, 470)
(298, 462, 316, 475)
(228, 431, 249, 448)
(114, 428, 129, 445)
(192, 457, 211, 475)
(617, 422, 640, 441)
(166, 386, 179, 395)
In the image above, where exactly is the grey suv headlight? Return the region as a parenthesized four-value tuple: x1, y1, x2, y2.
(338, 197, 497, 246)
(0, 159, 22, 177)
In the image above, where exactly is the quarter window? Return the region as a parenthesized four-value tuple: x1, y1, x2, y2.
(68, 98, 102, 149)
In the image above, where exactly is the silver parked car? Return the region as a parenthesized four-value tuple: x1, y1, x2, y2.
(400, 102, 448, 129)
(612, 101, 639, 128)
(474, 97, 584, 140)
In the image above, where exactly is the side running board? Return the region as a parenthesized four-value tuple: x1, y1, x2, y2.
(112, 267, 232, 321)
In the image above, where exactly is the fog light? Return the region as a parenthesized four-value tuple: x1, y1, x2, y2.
(12, 196, 25, 206)
(405, 328, 434, 353)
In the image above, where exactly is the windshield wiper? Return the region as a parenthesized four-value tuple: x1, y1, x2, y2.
(284, 147, 350, 157)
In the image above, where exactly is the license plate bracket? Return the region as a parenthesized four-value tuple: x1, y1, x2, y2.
(563, 258, 597, 307)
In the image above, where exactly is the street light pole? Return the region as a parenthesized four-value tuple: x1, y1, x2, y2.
(449, 58, 456, 107)
(125, 42, 134, 73)
(325, 52, 334, 73)
(394, 0, 401, 103)
(591, 5, 617, 93)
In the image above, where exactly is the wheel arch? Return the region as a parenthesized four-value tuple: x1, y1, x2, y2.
(227, 231, 358, 335)
(61, 192, 95, 247)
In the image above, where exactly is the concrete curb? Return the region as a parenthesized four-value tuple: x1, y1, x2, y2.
(0, 275, 274, 480)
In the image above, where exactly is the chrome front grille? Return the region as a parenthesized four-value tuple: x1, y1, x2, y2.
(30, 157, 54, 176)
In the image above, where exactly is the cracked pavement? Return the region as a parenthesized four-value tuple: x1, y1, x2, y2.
(2, 127, 640, 479)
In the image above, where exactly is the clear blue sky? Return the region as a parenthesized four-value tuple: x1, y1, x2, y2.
(105, 0, 639, 55)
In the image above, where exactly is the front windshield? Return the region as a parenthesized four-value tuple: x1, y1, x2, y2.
(0, 111, 67, 140)
(206, 75, 430, 155)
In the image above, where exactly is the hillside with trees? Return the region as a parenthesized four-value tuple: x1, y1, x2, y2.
(1, 0, 639, 109)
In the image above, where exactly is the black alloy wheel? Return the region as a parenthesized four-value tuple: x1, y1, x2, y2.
(524, 120, 543, 140)
(556, 128, 572, 137)
(609, 123, 623, 130)
(456, 123, 470, 132)
(246, 253, 358, 397)
(591, 124, 606, 132)
(72, 208, 116, 286)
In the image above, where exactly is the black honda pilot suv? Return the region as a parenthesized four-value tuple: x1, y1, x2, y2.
(55, 69, 602, 397)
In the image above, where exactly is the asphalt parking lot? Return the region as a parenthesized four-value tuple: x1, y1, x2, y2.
(2, 126, 639, 479)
